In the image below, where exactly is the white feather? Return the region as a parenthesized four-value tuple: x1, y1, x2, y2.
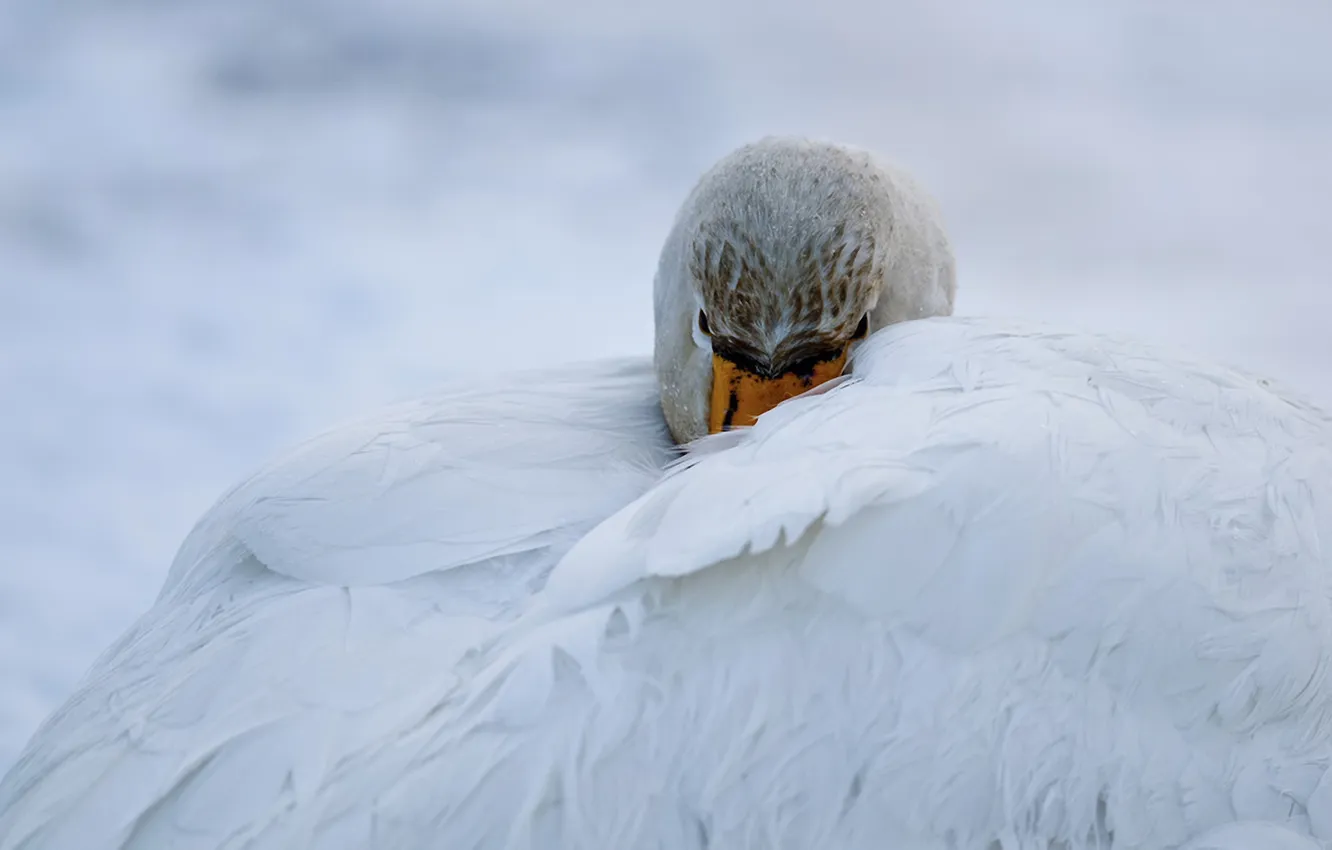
(5, 318, 1332, 849)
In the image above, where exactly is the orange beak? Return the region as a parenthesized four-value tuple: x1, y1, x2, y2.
(707, 350, 849, 433)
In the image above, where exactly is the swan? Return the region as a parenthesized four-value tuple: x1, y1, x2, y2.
(2, 137, 1330, 850)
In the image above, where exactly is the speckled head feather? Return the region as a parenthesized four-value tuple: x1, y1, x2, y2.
(654, 136, 957, 443)
(688, 144, 889, 367)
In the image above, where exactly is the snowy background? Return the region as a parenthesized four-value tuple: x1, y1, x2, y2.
(1, 0, 1330, 771)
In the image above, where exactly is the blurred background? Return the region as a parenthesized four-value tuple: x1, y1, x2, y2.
(1, 0, 1329, 769)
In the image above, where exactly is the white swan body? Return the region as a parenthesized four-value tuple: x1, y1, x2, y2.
(5, 318, 1332, 849)
(0, 361, 675, 849)
(388, 318, 1332, 850)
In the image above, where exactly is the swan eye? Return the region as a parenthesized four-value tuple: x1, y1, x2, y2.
(851, 313, 870, 341)
(698, 310, 711, 337)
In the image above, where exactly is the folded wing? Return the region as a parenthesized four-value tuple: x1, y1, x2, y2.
(0, 359, 671, 850)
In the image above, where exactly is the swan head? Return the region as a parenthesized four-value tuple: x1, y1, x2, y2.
(654, 136, 957, 444)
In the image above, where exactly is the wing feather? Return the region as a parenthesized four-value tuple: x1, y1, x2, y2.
(0, 359, 670, 850)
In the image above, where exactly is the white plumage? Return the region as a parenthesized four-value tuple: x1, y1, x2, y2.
(4, 319, 1331, 849)
(3, 137, 1330, 849)
(0, 362, 675, 849)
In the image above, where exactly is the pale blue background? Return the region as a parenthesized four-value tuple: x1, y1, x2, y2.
(1, 0, 1330, 769)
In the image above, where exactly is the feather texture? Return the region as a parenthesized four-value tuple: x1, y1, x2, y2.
(0, 359, 672, 850)
(4, 319, 1332, 849)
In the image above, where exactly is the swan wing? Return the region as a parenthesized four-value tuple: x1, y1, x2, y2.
(0, 359, 671, 850)
(462, 317, 1332, 848)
